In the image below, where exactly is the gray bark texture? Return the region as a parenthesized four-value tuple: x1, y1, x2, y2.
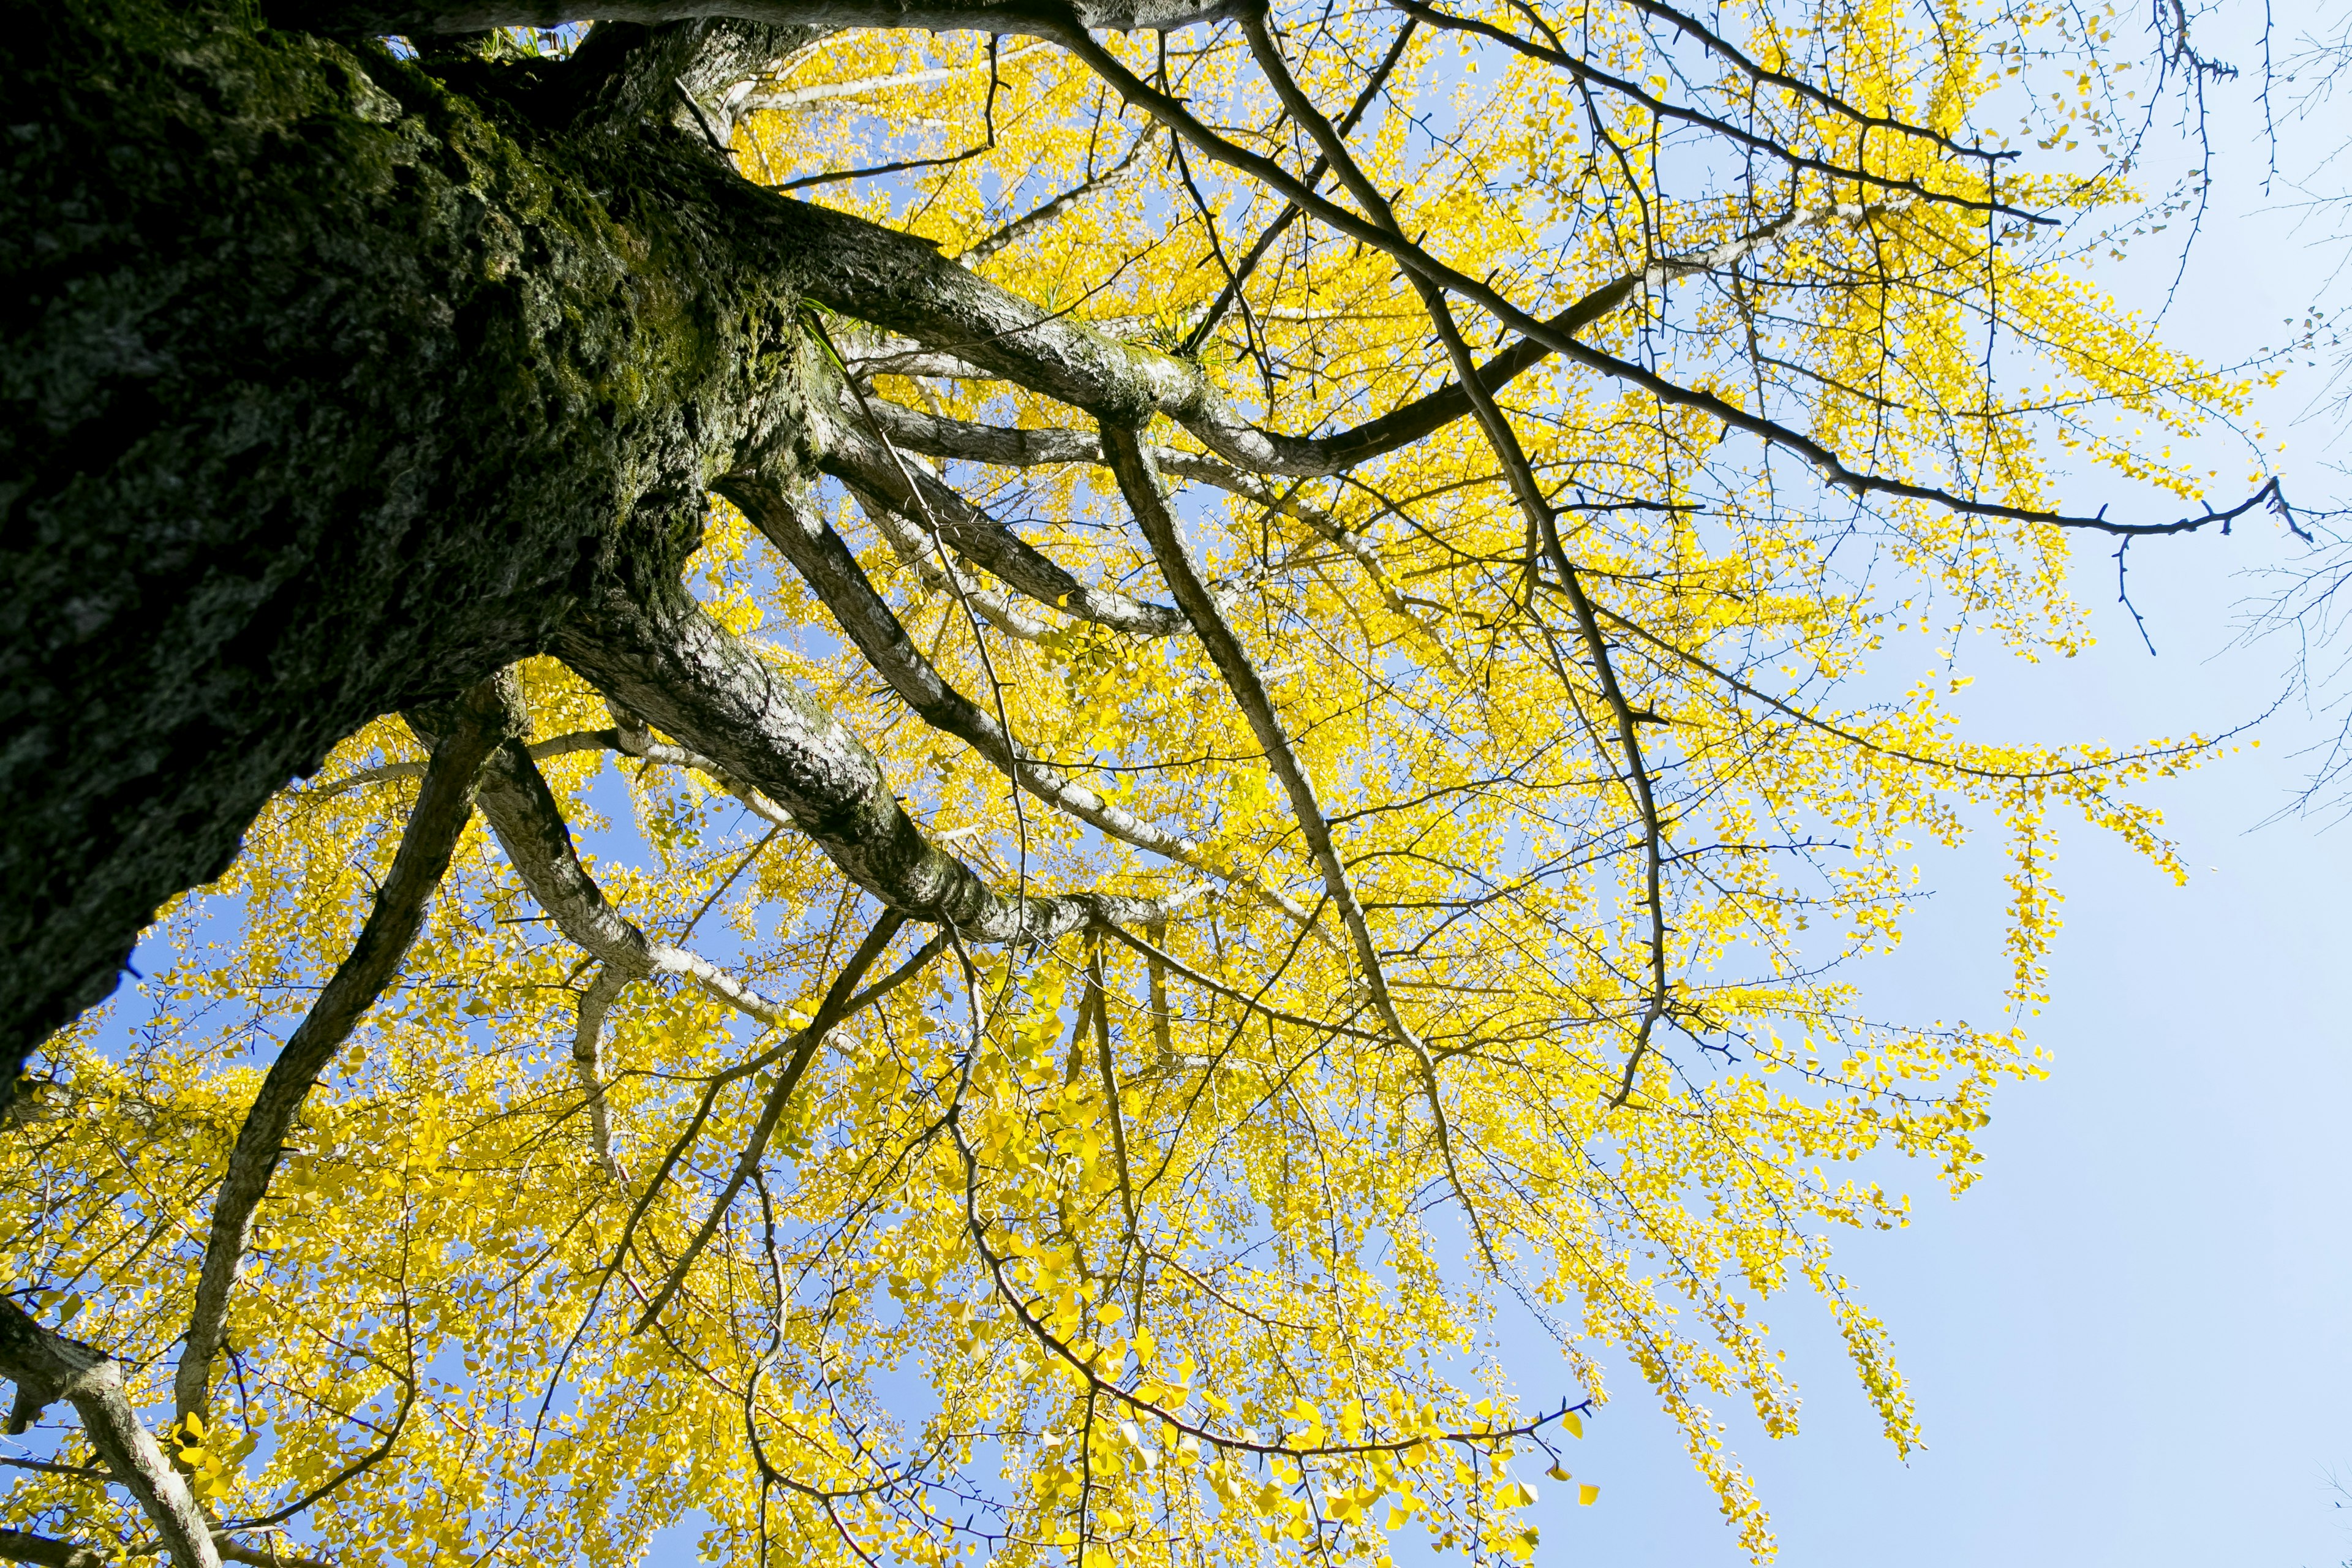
(0, 0, 820, 1102)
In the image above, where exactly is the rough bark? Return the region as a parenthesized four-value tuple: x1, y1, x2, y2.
(0, 0, 818, 1099)
(551, 544, 1174, 941)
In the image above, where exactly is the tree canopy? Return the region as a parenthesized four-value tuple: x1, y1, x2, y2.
(0, 0, 2301, 1565)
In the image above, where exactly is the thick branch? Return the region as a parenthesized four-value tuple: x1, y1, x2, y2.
(792, 194, 1634, 476)
(552, 561, 1171, 943)
(173, 675, 519, 1436)
(0, 1303, 219, 1568)
(0, 1532, 102, 1568)
(0, 1530, 330, 1568)
(464, 722, 796, 1027)
(810, 192, 1894, 486)
(572, 964, 632, 1182)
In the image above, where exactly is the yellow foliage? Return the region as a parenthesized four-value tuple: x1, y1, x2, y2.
(0, 1, 2281, 1566)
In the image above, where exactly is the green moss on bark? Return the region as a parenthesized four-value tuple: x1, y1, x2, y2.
(0, 0, 815, 1093)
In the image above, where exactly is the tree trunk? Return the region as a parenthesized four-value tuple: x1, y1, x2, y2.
(0, 0, 817, 1096)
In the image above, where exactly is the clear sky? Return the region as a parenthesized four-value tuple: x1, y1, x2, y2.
(1494, 3, 2352, 1561)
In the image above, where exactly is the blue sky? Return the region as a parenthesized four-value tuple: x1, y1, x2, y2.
(1491, 4, 2352, 1559)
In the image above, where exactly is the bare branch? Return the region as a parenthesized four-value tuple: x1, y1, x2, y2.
(467, 725, 797, 1028)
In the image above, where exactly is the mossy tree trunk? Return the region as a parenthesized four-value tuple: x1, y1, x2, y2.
(0, 0, 819, 1086)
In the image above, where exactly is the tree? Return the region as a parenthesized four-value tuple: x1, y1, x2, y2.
(0, 0, 2297, 1564)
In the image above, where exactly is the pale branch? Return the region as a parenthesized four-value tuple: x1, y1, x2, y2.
(793, 195, 1634, 478)
(671, 18, 829, 143)
(1085, 937, 1142, 1289)
(215, 1545, 332, 1568)
(842, 483, 1056, 641)
(815, 409, 1187, 636)
(462, 718, 796, 1028)
(552, 558, 1179, 943)
(573, 963, 633, 1183)
(0, 1302, 219, 1568)
(843, 346, 1001, 382)
(631, 910, 905, 1330)
(538, 13, 827, 170)
(1101, 424, 1493, 1261)
(720, 471, 1322, 927)
(173, 675, 521, 1438)
(311, 725, 805, 835)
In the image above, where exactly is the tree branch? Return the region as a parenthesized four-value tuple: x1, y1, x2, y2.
(552, 559, 1177, 943)
(815, 405, 1187, 636)
(630, 910, 905, 1330)
(173, 674, 520, 1438)
(1100, 424, 1493, 1262)
(1238, 9, 1673, 1107)
(270, 0, 1240, 39)
(0, 1302, 219, 1568)
(721, 470, 1319, 927)
(0, 1531, 328, 1568)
